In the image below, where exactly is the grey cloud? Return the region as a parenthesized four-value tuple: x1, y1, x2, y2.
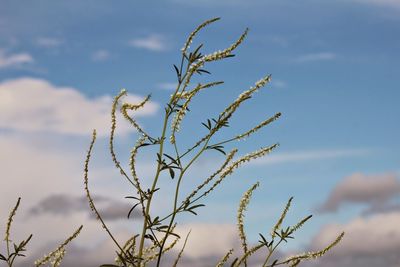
(361, 202, 400, 216)
(28, 194, 141, 220)
(317, 173, 400, 213)
(305, 211, 400, 267)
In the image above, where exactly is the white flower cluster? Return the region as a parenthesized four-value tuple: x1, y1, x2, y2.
(181, 17, 220, 54)
(34, 226, 81, 266)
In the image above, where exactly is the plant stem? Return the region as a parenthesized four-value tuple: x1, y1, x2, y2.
(137, 53, 189, 264)
(137, 110, 169, 263)
(156, 135, 212, 266)
(262, 239, 283, 267)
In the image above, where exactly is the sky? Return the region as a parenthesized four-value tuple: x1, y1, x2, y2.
(0, 0, 399, 266)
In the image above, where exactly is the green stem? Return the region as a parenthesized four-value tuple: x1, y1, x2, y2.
(156, 136, 212, 266)
(262, 239, 283, 267)
(137, 110, 169, 263)
(137, 53, 189, 264)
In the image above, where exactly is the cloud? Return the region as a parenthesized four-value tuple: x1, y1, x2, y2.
(28, 194, 140, 220)
(156, 82, 177, 91)
(0, 129, 148, 267)
(0, 49, 33, 69)
(16, 231, 124, 267)
(271, 79, 287, 89)
(362, 202, 400, 216)
(35, 37, 64, 48)
(295, 52, 336, 63)
(317, 173, 400, 213)
(173, 223, 239, 259)
(354, 0, 400, 9)
(129, 34, 169, 52)
(0, 77, 159, 137)
(250, 149, 369, 166)
(307, 211, 400, 267)
(91, 49, 110, 62)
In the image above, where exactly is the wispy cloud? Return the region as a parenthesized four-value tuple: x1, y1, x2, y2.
(91, 49, 110, 62)
(157, 82, 177, 91)
(35, 37, 64, 48)
(251, 149, 369, 166)
(129, 34, 169, 52)
(295, 52, 336, 63)
(0, 77, 159, 136)
(0, 49, 33, 69)
(271, 79, 287, 89)
(317, 172, 400, 213)
(353, 0, 400, 9)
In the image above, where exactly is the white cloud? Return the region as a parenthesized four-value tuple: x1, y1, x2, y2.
(35, 37, 64, 48)
(0, 77, 159, 137)
(250, 149, 369, 165)
(295, 52, 336, 63)
(129, 34, 169, 52)
(0, 49, 33, 69)
(91, 49, 110, 62)
(0, 129, 143, 267)
(157, 82, 178, 91)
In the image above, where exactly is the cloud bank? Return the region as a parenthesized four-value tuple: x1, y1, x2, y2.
(309, 211, 400, 267)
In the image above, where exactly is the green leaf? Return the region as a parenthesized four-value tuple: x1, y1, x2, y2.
(127, 203, 140, 219)
(173, 64, 181, 82)
(201, 122, 211, 130)
(259, 233, 268, 245)
(186, 203, 205, 216)
(125, 196, 140, 201)
(196, 69, 211, 75)
(206, 145, 226, 155)
(169, 168, 175, 179)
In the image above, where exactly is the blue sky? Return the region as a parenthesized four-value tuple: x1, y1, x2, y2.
(1, 1, 399, 266)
